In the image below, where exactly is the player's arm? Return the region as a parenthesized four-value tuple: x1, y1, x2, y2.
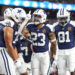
(30, 44, 33, 52)
(49, 32, 56, 59)
(22, 27, 30, 39)
(3, 27, 19, 61)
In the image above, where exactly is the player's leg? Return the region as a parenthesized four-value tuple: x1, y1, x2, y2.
(27, 69, 32, 75)
(0, 50, 5, 75)
(57, 55, 67, 75)
(66, 71, 70, 75)
(40, 51, 50, 75)
(26, 63, 32, 75)
(0, 48, 17, 75)
(69, 48, 75, 75)
(0, 65, 4, 75)
(66, 56, 70, 75)
(31, 52, 40, 75)
(20, 62, 28, 75)
(17, 54, 28, 75)
(3, 49, 17, 75)
(18, 63, 28, 75)
(17, 60, 27, 75)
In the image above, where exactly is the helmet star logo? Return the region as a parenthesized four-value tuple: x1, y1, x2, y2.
(4, 10, 7, 14)
(17, 10, 21, 13)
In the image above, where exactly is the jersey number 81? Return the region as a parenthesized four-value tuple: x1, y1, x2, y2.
(58, 31, 70, 43)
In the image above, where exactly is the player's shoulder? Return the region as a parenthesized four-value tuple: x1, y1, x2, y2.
(26, 22, 35, 30)
(69, 20, 75, 27)
(3, 19, 15, 27)
(45, 24, 53, 32)
(26, 38, 32, 43)
(27, 22, 34, 27)
(53, 22, 59, 28)
(0, 20, 5, 25)
(46, 24, 53, 29)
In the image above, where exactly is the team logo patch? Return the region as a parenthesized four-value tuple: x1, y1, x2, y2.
(68, 27, 72, 31)
(42, 29, 46, 33)
(25, 42, 28, 46)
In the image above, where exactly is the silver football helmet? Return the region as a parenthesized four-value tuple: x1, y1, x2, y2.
(32, 9, 47, 25)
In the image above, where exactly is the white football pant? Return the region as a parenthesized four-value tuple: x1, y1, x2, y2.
(57, 47, 75, 75)
(31, 51, 50, 75)
(0, 47, 17, 75)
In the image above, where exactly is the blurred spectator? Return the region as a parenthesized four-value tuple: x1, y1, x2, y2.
(56, 0, 75, 4)
(0, 5, 75, 24)
(38, 0, 50, 1)
(49, 0, 59, 2)
(39, 0, 75, 4)
(0, 16, 4, 21)
(70, 11, 75, 20)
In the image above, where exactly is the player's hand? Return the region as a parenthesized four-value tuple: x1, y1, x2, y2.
(50, 60, 57, 73)
(52, 60, 57, 67)
(26, 11, 31, 20)
(18, 53, 23, 58)
(14, 57, 24, 69)
(14, 58, 21, 68)
(14, 57, 26, 74)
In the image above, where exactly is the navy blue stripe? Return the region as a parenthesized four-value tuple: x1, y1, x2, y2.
(1, 50, 8, 75)
(60, 9, 62, 15)
(63, 9, 64, 15)
(47, 62, 50, 75)
(3, 49, 11, 75)
(60, 8, 64, 15)
(62, 8, 64, 15)
(37, 9, 39, 12)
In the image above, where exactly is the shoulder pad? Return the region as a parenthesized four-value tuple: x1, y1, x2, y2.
(27, 22, 34, 26)
(70, 21, 75, 27)
(4, 19, 15, 27)
(53, 22, 59, 28)
(0, 20, 5, 24)
(46, 24, 53, 32)
(52, 22, 59, 32)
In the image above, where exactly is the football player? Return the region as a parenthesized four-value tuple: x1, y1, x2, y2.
(23, 9, 57, 75)
(53, 8, 75, 75)
(0, 7, 31, 75)
(11, 8, 31, 75)
(19, 35, 33, 75)
(0, 8, 18, 75)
